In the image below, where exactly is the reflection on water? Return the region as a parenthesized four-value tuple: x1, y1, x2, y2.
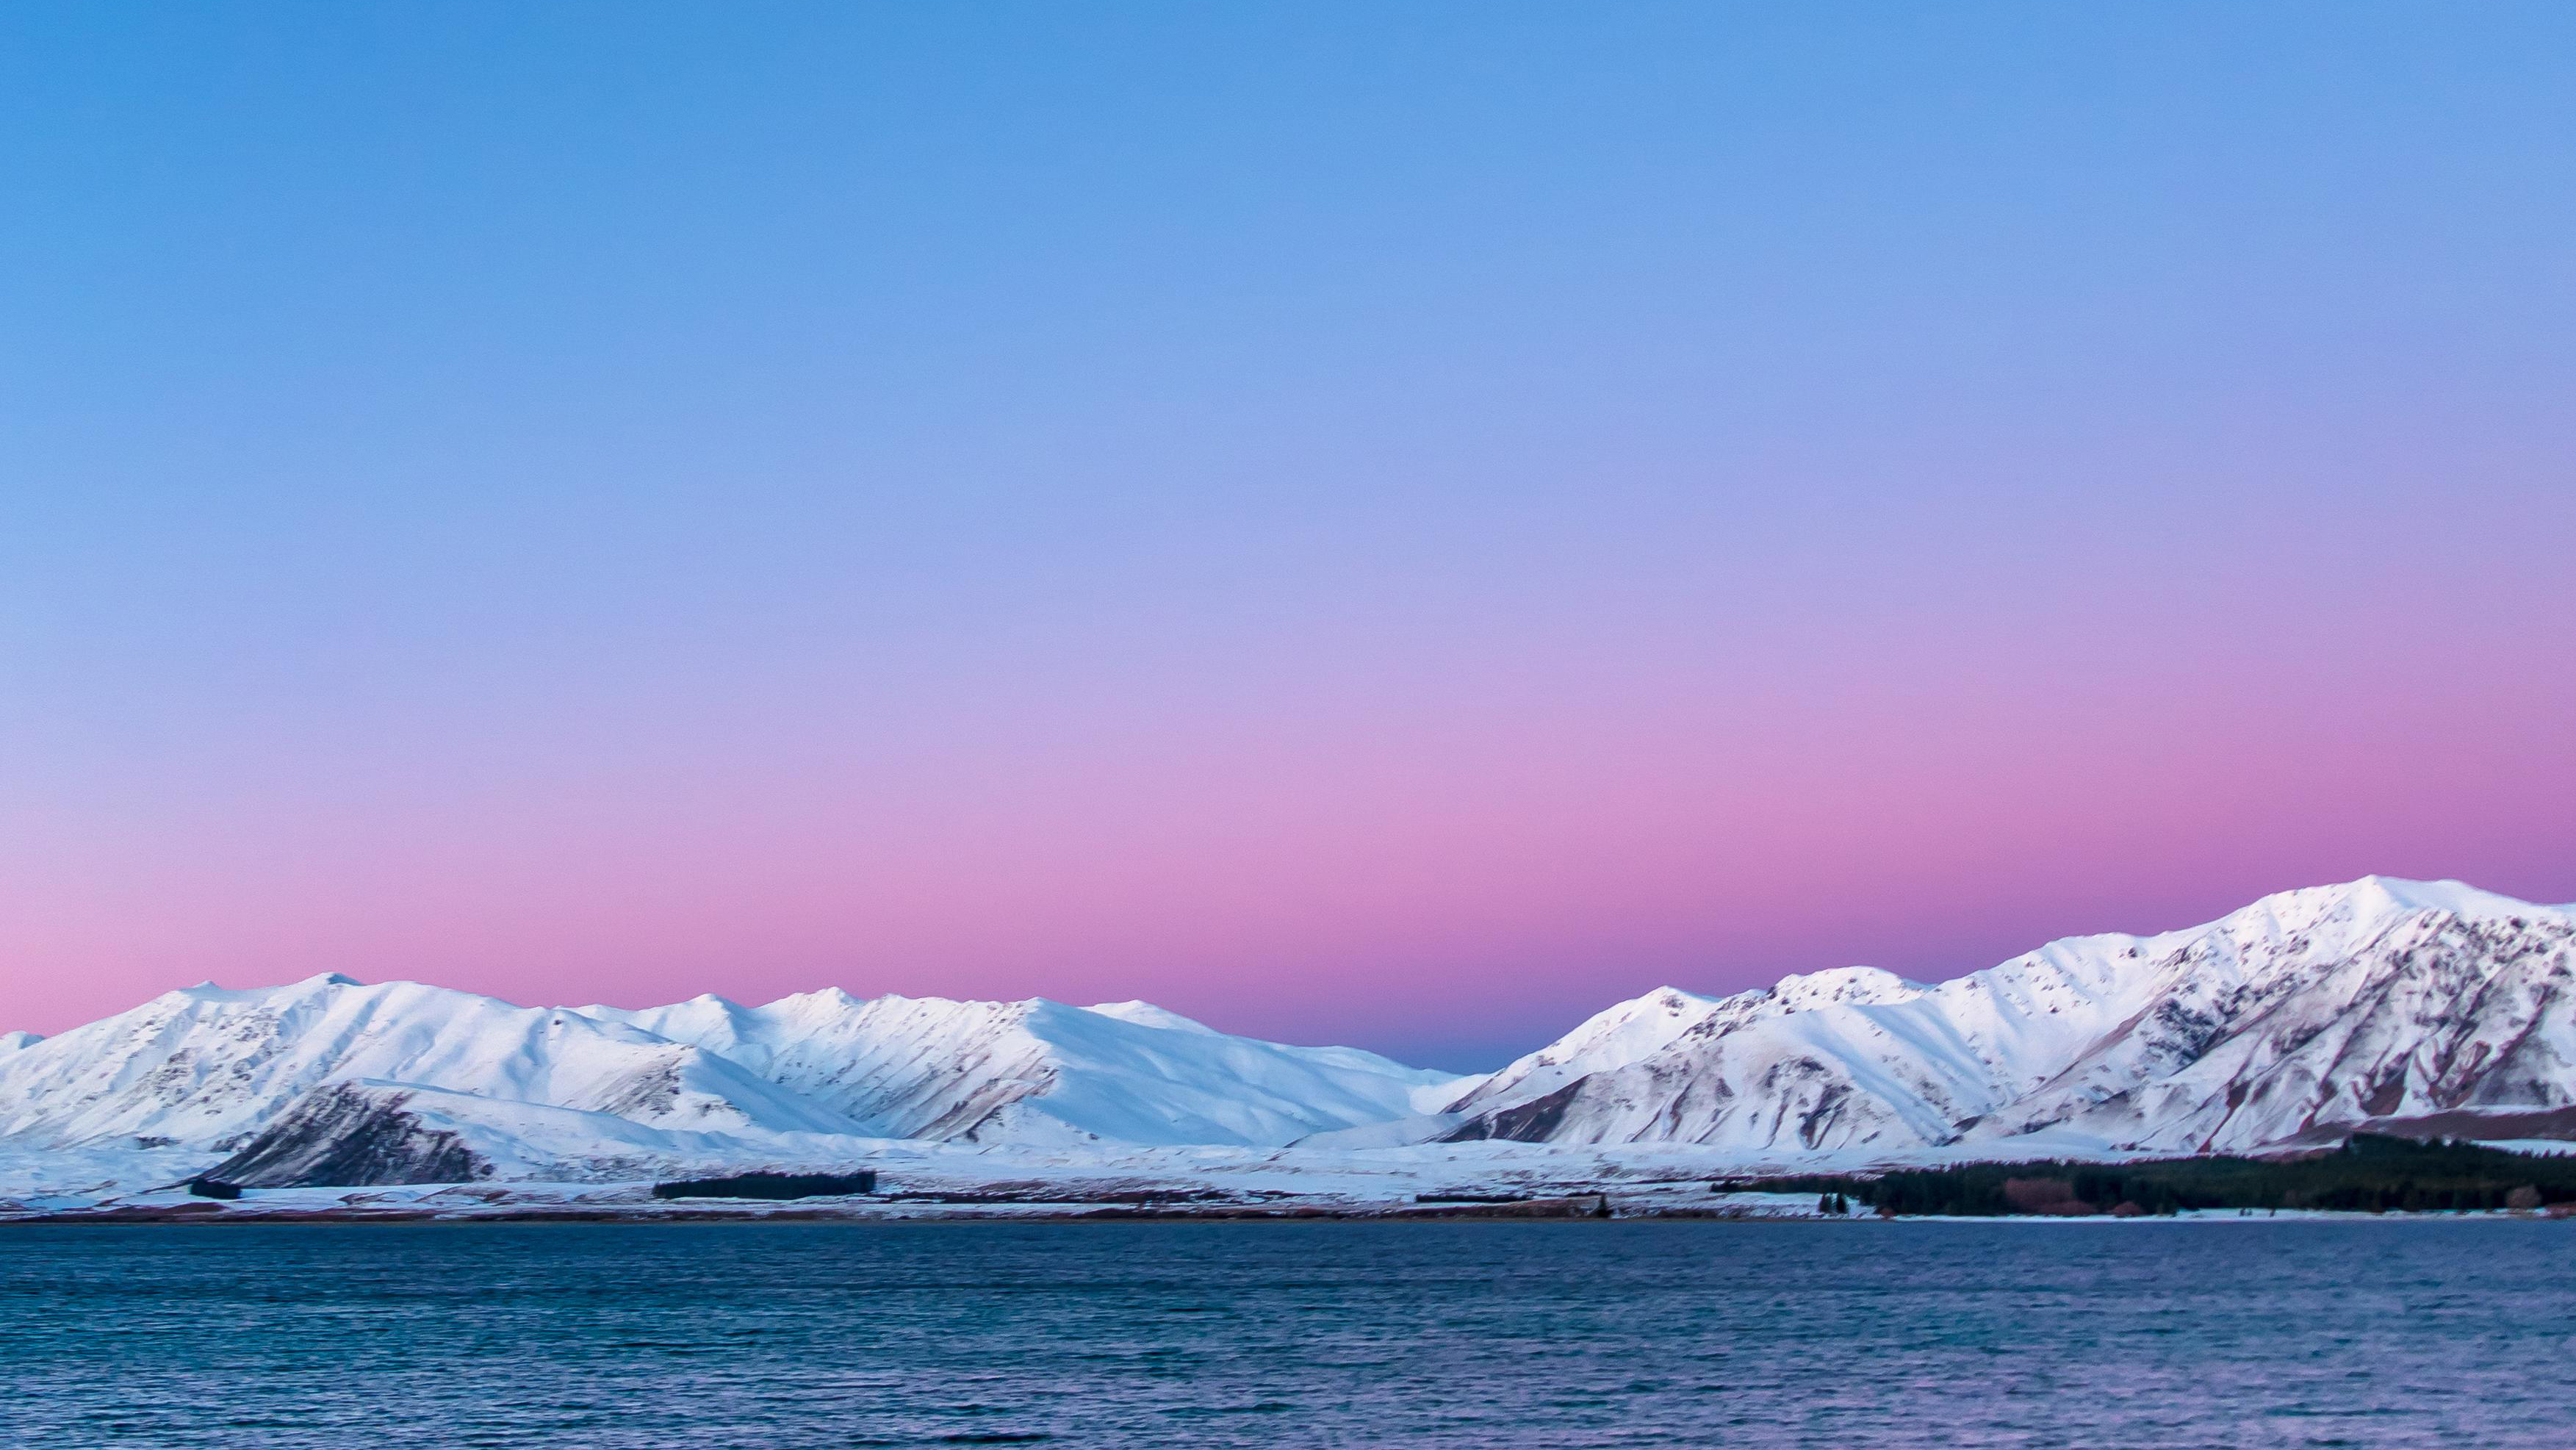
(2, 1219, 2570, 1448)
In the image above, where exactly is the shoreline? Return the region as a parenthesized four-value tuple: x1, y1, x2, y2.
(6, 1197, 2567, 1227)
(11, 1135, 2571, 1227)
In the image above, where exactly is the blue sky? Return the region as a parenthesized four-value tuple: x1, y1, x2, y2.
(5, 4, 2573, 1066)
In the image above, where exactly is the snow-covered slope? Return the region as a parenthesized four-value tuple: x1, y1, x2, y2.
(582, 991, 1469, 1147)
(0, 975, 860, 1152)
(1447, 877, 2576, 1156)
(201, 1080, 872, 1189)
(1442, 987, 1721, 1116)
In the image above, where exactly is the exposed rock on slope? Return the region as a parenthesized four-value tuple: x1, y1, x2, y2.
(206, 1082, 492, 1188)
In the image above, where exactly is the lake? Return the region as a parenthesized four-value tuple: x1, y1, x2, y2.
(2, 1219, 2569, 1448)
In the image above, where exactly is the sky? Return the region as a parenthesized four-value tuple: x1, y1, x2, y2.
(3, 4, 2572, 1069)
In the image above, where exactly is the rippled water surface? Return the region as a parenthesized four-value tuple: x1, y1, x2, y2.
(4, 1219, 2572, 1448)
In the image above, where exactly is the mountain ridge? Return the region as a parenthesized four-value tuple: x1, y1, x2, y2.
(1444, 877, 2576, 1157)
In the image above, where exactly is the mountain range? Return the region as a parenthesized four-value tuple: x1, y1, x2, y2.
(1, 876, 2569, 1192)
(1441, 876, 2576, 1155)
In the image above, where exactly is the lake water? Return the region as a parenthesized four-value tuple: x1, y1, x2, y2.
(2, 1219, 2570, 1448)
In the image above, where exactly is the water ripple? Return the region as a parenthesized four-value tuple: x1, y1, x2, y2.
(0, 1220, 2569, 1449)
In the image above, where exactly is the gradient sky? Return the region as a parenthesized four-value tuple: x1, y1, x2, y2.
(4, 4, 2572, 1069)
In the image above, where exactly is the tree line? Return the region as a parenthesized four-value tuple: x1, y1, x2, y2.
(1730, 1135, 2573, 1217)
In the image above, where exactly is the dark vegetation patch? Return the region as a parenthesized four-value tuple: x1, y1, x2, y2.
(1725, 1135, 2576, 1216)
(875, 1187, 1238, 1205)
(650, 1171, 878, 1201)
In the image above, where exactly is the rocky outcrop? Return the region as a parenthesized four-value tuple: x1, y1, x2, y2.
(203, 1083, 492, 1188)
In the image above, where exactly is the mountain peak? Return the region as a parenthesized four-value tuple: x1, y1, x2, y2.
(2299, 874, 2514, 911)
(2225, 876, 2544, 939)
(1764, 965, 1925, 1008)
(1084, 1000, 1220, 1035)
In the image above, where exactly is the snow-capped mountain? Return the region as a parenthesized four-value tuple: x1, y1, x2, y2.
(1445, 877, 2576, 1156)
(0, 975, 861, 1152)
(581, 990, 1465, 1147)
(0, 974, 1466, 1182)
